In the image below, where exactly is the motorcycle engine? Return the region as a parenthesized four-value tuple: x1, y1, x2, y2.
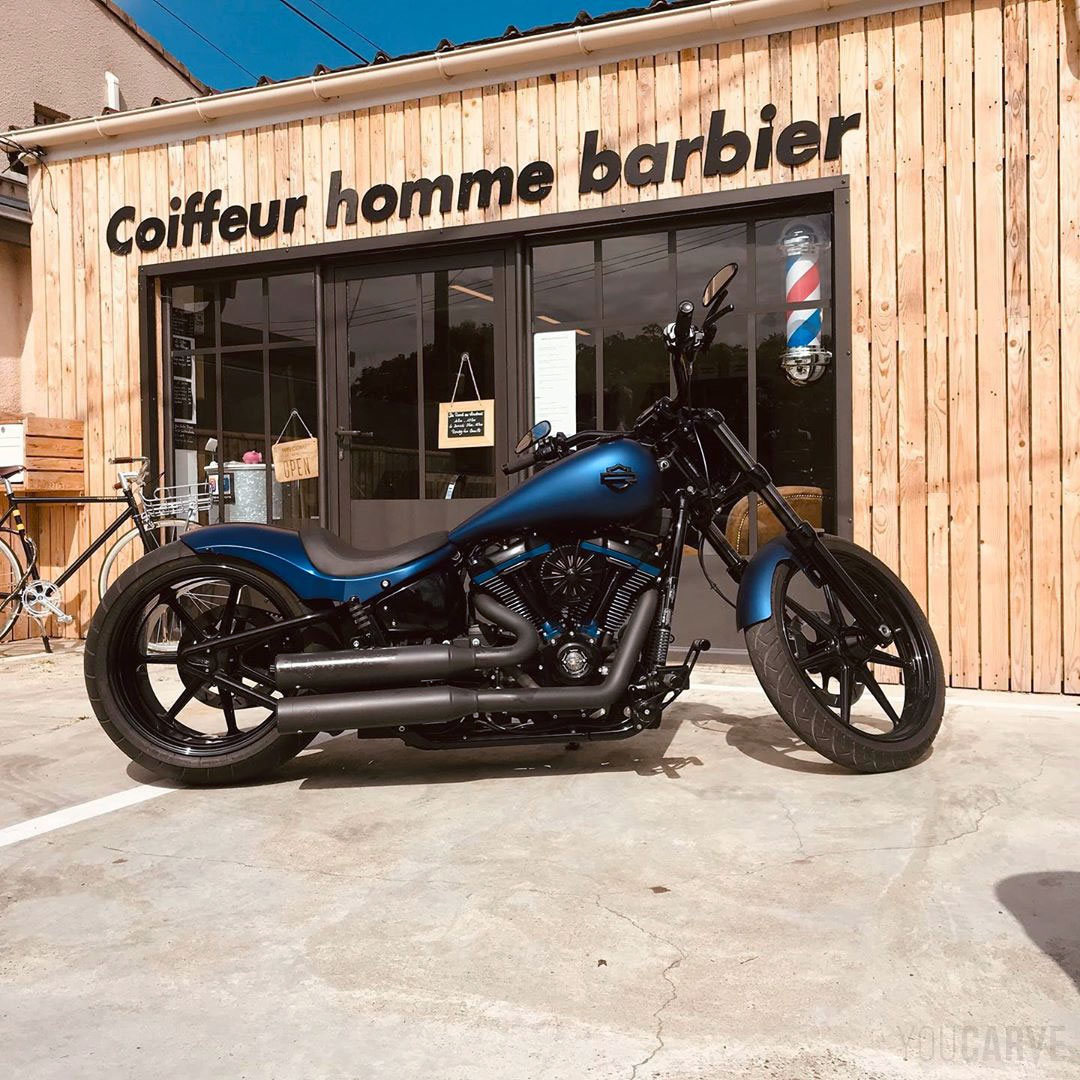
(468, 533, 662, 685)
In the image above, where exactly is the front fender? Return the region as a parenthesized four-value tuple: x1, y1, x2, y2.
(734, 536, 798, 631)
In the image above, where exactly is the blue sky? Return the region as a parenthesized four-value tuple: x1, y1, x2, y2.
(116, 1, 635, 91)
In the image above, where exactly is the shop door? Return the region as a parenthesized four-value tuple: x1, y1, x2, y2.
(329, 251, 512, 549)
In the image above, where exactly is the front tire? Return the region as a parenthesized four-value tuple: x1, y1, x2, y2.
(744, 535, 944, 773)
(85, 544, 315, 785)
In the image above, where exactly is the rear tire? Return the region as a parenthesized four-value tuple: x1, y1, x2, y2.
(0, 533, 25, 642)
(85, 543, 315, 785)
(744, 535, 944, 773)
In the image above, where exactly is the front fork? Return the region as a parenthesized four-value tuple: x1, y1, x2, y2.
(690, 415, 892, 647)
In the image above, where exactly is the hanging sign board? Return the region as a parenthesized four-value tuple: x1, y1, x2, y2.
(438, 352, 495, 449)
(272, 410, 320, 482)
(272, 437, 319, 482)
(438, 400, 495, 448)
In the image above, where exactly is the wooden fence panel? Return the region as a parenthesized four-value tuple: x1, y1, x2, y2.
(13, 0, 1075, 691)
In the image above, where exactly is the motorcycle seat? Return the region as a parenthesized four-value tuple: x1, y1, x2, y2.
(299, 524, 451, 578)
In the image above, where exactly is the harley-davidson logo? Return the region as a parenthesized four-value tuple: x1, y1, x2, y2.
(601, 464, 638, 492)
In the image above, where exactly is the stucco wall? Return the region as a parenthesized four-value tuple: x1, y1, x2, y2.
(0, 0, 203, 131)
(0, 239, 32, 416)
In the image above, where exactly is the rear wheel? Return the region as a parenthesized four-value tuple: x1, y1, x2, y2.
(85, 544, 315, 785)
(744, 535, 944, 773)
(99, 519, 210, 655)
(0, 533, 26, 641)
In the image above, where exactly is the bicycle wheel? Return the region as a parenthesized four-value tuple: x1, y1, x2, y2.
(98, 518, 201, 599)
(0, 532, 26, 642)
(99, 520, 212, 655)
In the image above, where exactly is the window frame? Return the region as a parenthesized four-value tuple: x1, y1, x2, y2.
(141, 176, 852, 542)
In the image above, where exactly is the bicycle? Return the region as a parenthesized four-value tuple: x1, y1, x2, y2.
(0, 456, 212, 651)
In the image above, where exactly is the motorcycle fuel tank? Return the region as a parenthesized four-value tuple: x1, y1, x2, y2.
(449, 438, 662, 546)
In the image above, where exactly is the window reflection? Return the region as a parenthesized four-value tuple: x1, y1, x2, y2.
(169, 272, 318, 527)
(269, 272, 316, 346)
(532, 241, 595, 329)
(601, 233, 671, 324)
(528, 207, 837, 543)
(422, 267, 496, 500)
(676, 223, 748, 310)
(347, 274, 420, 500)
(602, 324, 668, 431)
(756, 310, 836, 530)
(220, 277, 264, 347)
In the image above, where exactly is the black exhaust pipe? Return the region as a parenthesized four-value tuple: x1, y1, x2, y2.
(275, 589, 658, 735)
(274, 593, 538, 691)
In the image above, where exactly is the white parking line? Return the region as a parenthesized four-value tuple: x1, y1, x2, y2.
(0, 733, 337, 850)
(0, 784, 178, 850)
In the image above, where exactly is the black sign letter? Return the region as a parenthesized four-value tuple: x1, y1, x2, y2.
(578, 130, 621, 194)
(106, 205, 135, 255)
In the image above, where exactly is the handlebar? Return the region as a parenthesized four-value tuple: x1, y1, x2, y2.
(673, 300, 695, 349)
(502, 451, 537, 476)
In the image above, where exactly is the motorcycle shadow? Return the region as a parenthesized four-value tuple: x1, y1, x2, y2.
(687, 703, 851, 775)
(265, 712, 703, 790)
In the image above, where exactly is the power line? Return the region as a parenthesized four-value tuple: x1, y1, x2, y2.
(146, 0, 257, 81)
(298, 0, 385, 55)
(275, 0, 370, 63)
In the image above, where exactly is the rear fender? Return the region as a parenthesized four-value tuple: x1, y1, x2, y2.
(180, 524, 455, 603)
(734, 536, 798, 631)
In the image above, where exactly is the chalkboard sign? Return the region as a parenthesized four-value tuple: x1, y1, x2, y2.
(438, 399, 495, 448)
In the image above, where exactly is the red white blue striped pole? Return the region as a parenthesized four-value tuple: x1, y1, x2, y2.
(779, 224, 831, 384)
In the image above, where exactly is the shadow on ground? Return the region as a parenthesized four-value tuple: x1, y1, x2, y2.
(688, 703, 850, 775)
(125, 699, 855, 789)
(996, 872, 1080, 996)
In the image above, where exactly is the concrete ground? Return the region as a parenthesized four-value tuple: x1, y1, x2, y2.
(0, 643, 1077, 1080)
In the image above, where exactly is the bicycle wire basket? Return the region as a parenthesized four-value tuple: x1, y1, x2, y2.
(142, 482, 215, 525)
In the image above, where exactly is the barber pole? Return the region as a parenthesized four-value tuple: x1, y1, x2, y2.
(779, 224, 832, 384)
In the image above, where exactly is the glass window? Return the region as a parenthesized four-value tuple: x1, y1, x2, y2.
(346, 274, 420, 500)
(528, 203, 838, 543)
(220, 277, 265, 347)
(531, 241, 596, 330)
(601, 233, 672, 324)
(171, 283, 215, 349)
(422, 267, 497, 500)
(602, 325, 669, 432)
(756, 309, 836, 531)
(269, 272, 316, 346)
(676, 222, 749, 310)
(168, 272, 318, 526)
(270, 346, 318, 526)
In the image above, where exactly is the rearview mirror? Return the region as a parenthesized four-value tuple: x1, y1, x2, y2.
(702, 263, 739, 308)
(515, 419, 551, 454)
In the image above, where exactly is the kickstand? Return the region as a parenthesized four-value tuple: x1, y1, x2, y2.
(41, 633, 52, 654)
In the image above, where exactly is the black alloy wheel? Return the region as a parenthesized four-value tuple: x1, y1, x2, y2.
(85, 544, 316, 784)
(744, 535, 945, 772)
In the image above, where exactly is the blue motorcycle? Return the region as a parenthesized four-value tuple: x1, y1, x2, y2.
(85, 264, 944, 784)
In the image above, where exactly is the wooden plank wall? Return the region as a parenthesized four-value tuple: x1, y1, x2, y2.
(22, 0, 1080, 694)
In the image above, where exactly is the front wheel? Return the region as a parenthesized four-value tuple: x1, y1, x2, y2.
(744, 535, 944, 773)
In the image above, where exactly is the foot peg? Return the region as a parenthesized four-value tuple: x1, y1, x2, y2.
(644, 637, 710, 695)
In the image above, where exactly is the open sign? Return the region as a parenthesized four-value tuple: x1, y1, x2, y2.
(272, 437, 319, 482)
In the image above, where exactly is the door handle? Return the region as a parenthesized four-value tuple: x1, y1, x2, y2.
(335, 428, 373, 442)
